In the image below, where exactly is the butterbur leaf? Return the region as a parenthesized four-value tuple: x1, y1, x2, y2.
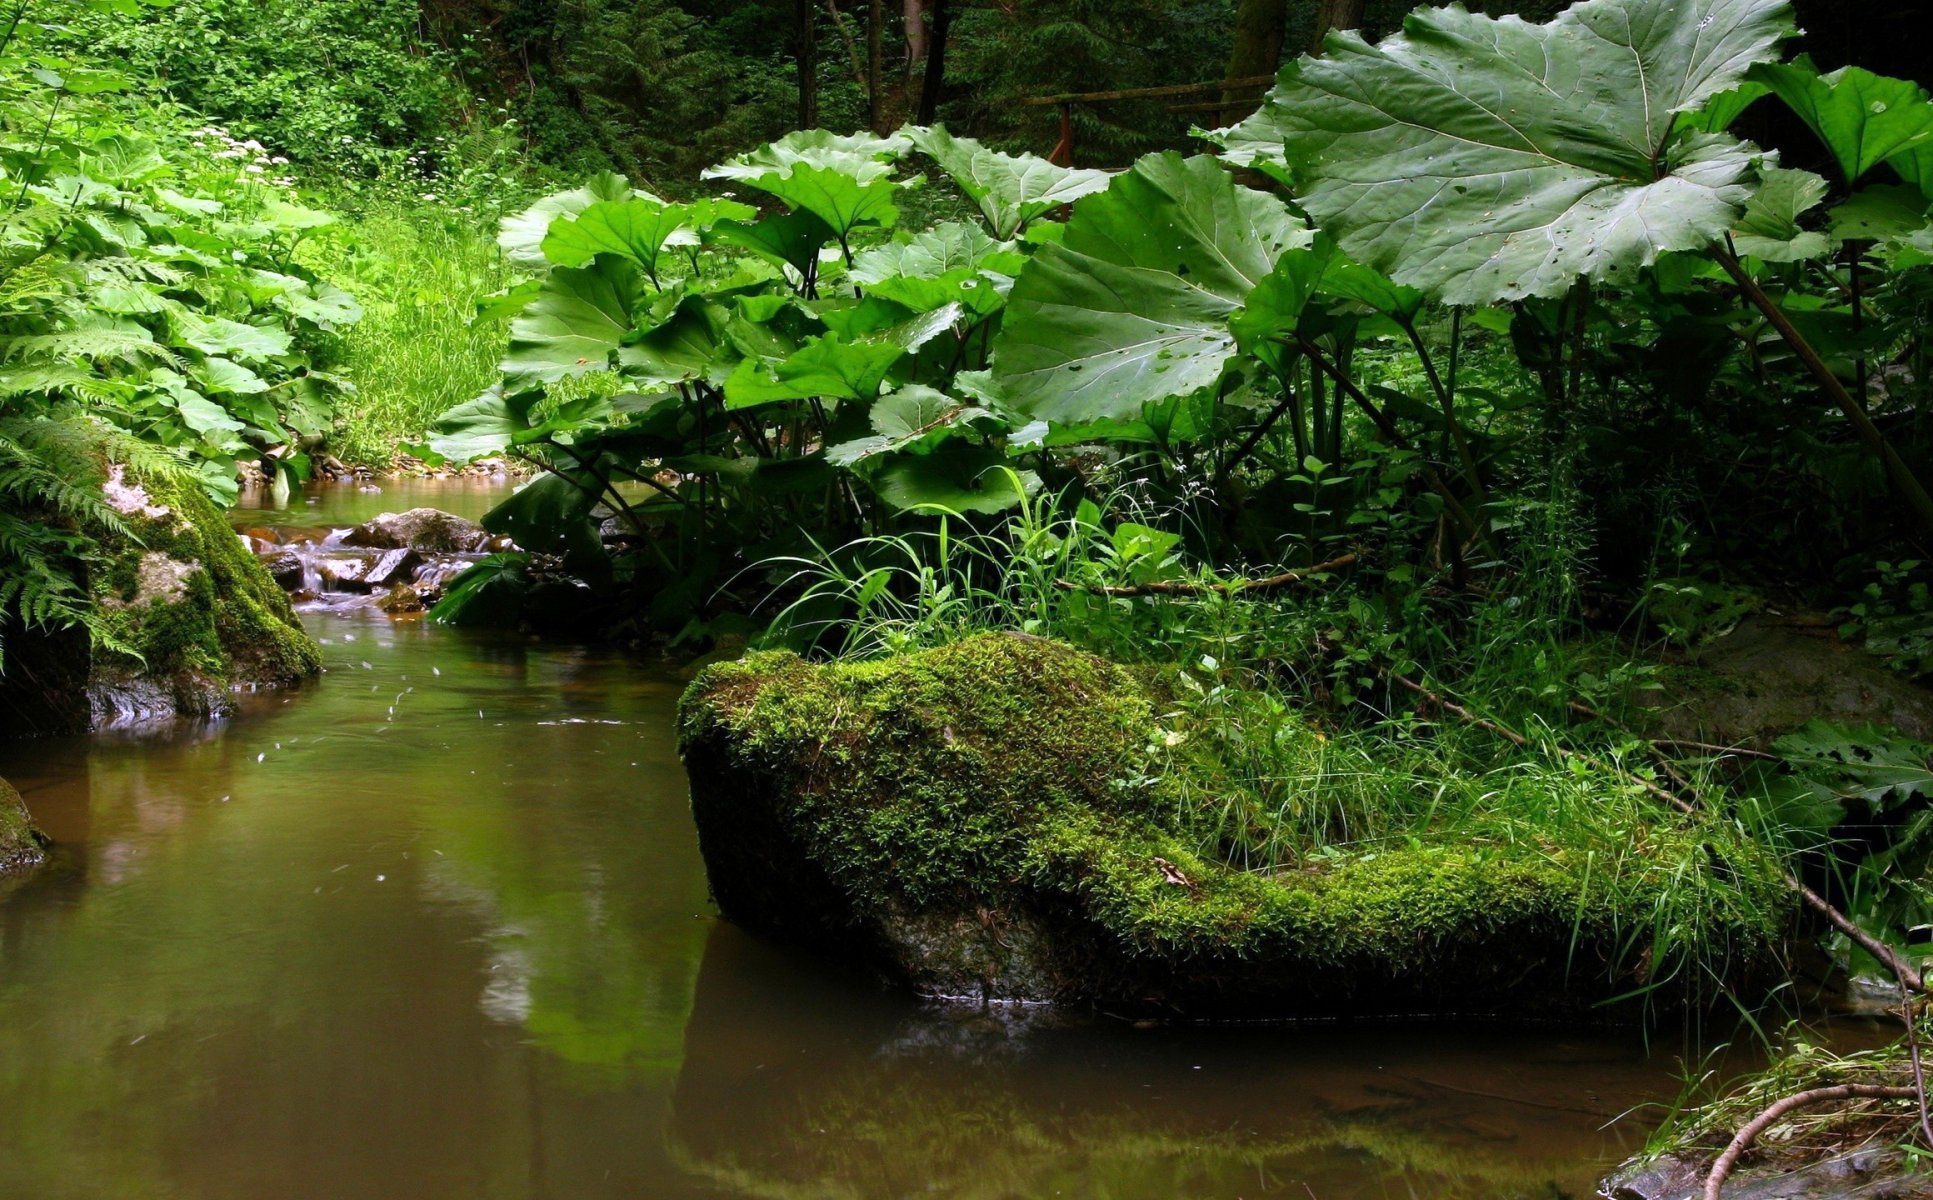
(991, 152, 1312, 423)
(1676, 81, 1773, 135)
(825, 384, 989, 465)
(172, 313, 292, 362)
(501, 258, 648, 389)
(192, 357, 269, 395)
(428, 389, 543, 462)
(705, 129, 908, 186)
(850, 221, 1026, 315)
(483, 473, 606, 572)
(1732, 167, 1831, 262)
(499, 172, 639, 269)
(722, 333, 904, 408)
(541, 196, 756, 279)
(1208, 0, 1793, 304)
(1754, 720, 1933, 838)
(1829, 185, 1932, 244)
(1316, 252, 1426, 322)
(901, 124, 1111, 239)
(1750, 58, 1933, 186)
(872, 443, 1038, 514)
(704, 130, 910, 240)
(708, 211, 834, 279)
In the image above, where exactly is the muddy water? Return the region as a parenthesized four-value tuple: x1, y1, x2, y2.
(0, 481, 1758, 1199)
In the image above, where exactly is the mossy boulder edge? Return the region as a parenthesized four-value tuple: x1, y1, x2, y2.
(0, 461, 322, 736)
(678, 634, 1789, 1019)
(0, 776, 47, 875)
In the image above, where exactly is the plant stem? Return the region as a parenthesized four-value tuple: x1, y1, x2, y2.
(1712, 242, 1933, 536)
(1296, 333, 1484, 544)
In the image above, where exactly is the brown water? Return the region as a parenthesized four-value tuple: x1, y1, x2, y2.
(0, 482, 1757, 1200)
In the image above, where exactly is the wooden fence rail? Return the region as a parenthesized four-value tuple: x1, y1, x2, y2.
(1017, 74, 1276, 165)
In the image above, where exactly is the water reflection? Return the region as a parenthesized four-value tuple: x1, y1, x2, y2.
(0, 496, 1728, 1199)
(671, 926, 1665, 1199)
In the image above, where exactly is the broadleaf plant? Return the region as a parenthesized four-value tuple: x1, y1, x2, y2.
(1207, 0, 1794, 305)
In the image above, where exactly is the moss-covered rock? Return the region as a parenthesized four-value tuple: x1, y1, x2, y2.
(0, 462, 321, 736)
(679, 634, 1791, 1018)
(0, 776, 47, 875)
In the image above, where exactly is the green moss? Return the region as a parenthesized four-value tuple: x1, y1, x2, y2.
(0, 775, 46, 873)
(88, 465, 321, 685)
(680, 634, 1792, 1017)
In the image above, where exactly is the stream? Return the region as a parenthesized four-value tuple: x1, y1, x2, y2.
(0, 479, 1792, 1199)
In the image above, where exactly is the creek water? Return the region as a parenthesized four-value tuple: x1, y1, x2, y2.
(0, 479, 1788, 1199)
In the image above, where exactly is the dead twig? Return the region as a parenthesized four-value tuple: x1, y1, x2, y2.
(1703, 1083, 1917, 1200)
(1055, 553, 1359, 598)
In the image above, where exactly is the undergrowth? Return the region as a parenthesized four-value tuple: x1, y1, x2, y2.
(307, 209, 513, 467)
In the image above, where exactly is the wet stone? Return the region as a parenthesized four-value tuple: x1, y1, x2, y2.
(364, 547, 422, 588)
(343, 508, 491, 554)
(259, 548, 305, 592)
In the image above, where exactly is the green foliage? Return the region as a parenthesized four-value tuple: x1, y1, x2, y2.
(0, 3, 374, 674)
(419, 126, 1121, 632)
(1209, 0, 1792, 305)
(61, 0, 469, 178)
(0, 19, 363, 496)
(310, 208, 514, 466)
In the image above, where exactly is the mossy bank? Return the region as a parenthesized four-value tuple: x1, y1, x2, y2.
(0, 776, 46, 875)
(679, 635, 1792, 1019)
(0, 459, 321, 736)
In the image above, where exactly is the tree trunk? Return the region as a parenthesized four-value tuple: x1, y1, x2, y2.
(913, 0, 949, 125)
(903, 0, 929, 77)
(797, 0, 819, 127)
(1308, 0, 1366, 54)
(1220, 0, 1286, 123)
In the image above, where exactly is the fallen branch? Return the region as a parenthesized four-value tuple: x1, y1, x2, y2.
(1055, 553, 1358, 598)
(1703, 1083, 1917, 1200)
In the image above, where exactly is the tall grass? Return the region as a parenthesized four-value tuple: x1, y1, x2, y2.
(313, 209, 511, 467)
(753, 479, 1795, 1006)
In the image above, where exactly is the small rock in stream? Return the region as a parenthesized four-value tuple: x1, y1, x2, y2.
(364, 547, 422, 588)
(343, 508, 491, 553)
(258, 548, 306, 592)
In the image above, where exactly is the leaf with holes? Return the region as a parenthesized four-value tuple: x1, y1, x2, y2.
(1205, 0, 1793, 304)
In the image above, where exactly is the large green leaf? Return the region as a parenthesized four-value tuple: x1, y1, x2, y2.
(1750, 58, 1933, 186)
(540, 196, 755, 281)
(501, 258, 648, 389)
(901, 125, 1111, 239)
(707, 211, 834, 279)
(872, 443, 1038, 514)
(1209, 0, 1794, 304)
(1732, 167, 1831, 262)
(825, 384, 989, 466)
(850, 222, 1025, 315)
(498, 172, 638, 269)
(990, 152, 1312, 423)
(1754, 720, 1933, 837)
(705, 130, 911, 241)
(171, 313, 292, 362)
(723, 333, 903, 408)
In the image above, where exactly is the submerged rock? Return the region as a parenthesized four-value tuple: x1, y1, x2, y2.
(343, 508, 490, 553)
(0, 777, 47, 875)
(1603, 1145, 1933, 1199)
(0, 463, 322, 736)
(678, 635, 1790, 1018)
